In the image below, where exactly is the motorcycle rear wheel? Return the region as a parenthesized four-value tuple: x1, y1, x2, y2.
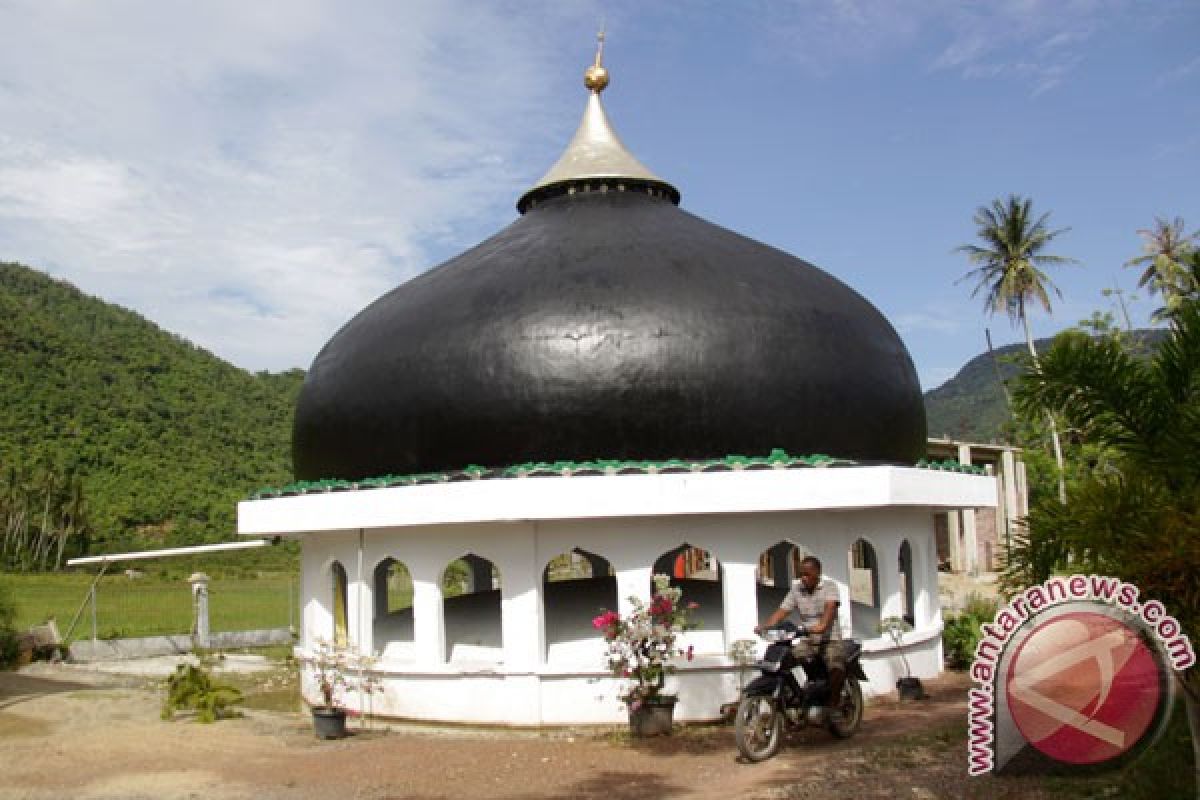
(735, 695, 784, 762)
(829, 677, 864, 738)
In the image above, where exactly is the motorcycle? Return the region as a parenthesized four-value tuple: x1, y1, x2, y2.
(734, 621, 867, 762)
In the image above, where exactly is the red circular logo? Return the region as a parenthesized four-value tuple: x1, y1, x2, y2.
(1006, 611, 1161, 765)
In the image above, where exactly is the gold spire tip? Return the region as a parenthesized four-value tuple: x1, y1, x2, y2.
(584, 28, 609, 93)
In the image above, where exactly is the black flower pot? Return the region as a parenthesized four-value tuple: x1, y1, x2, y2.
(628, 699, 676, 737)
(312, 707, 347, 739)
(896, 676, 925, 702)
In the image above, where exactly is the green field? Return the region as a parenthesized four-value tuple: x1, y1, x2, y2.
(1, 571, 298, 640)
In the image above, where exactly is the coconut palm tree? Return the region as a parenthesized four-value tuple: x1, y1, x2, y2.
(1010, 297, 1200, 794)
(957, 194, 1076, 503)
(1126, 216, 1198, 322)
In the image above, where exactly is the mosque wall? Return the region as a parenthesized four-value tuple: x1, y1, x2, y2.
(292, 506, 947, 724)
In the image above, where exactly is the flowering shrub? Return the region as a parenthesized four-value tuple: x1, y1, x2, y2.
(308, 638, 382, 710)
(592, 573, 699, 711)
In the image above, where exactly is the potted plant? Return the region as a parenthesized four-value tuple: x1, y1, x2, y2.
(879, 616, 925, 702)
(307, 638, 381, 739)
(592, 573, 698, 736)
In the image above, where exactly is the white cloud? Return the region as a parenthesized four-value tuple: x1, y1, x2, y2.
(763, 0, 1122, 94)
(894, 311, 962, 336)
(0, 1, 588, 370)
(1156, 54, 1200, 87)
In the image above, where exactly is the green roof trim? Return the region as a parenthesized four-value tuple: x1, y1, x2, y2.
(249, 448, 984, 500)
(914, 458, 988, 475)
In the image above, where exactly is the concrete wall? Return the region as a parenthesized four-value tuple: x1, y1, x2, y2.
(69, 628, 293, 662)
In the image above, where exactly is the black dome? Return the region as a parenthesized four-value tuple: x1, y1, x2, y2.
(292, 189, 926, 481)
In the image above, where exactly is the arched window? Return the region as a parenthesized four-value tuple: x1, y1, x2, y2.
(898, 540, 915, 627)
(441, 553, 502, 663)
(848, 539, 880, 638)
(755, 540, 811, 627)
(652, 544, 724, 654)
(542, 548, 617, 662)
(372, 558, 414, 659)
(331, 561, 348, 648)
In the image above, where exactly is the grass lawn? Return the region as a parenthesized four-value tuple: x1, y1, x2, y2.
(1, 571, 298, 640)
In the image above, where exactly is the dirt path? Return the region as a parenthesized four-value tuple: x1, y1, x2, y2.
(0, 668, 1079, 800)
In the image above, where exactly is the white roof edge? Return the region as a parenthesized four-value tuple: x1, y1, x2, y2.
(238, 467, 997, 536)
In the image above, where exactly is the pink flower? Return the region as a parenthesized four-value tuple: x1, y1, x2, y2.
(687, 601, 699, 610)
(592, 610, 620, 630)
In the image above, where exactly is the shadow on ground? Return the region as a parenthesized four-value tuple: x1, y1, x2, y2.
(511, 770, 689, 799)
(0, 672, 101, 711)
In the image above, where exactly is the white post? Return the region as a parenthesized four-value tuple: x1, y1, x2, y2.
(722, 562, 759, 647)
(412, 577, 445, 664)
(189, 572, 210, 647)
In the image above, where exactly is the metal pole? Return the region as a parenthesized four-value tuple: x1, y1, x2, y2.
(90, 583, 97, 646)
(62, 561, 110, 643)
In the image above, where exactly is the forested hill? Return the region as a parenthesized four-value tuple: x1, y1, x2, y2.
(924, 328, 1168, 443)
(1, 261, 302, 565)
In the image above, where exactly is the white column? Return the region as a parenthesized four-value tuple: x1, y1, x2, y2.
(351, 531, 372, 654)
(412, 577, 445, 664)
(1016, 459, 1030, 517)
(501, 535, 542, 671)
(946, 512, 962, 572)
(911, 535, 933, 629)
(877, 543, 903, 624)
(721, 562, 759, 646)
(1000, 448, 1019, 557)
(355, 579, 375, 655)
(957, 444, 979, 575)
(617, 566, 652, 619)
(961, 510, 979, 575)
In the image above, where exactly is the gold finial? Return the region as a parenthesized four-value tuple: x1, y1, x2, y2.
(583, 28, 609, 93)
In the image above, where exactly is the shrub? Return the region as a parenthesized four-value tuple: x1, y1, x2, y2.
(942, 592, 998, 669)
(161, 663, 243, 723)
(0, 581, 18, 670)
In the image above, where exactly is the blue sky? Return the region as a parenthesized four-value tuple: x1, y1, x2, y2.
(2, 1, 1197, 391)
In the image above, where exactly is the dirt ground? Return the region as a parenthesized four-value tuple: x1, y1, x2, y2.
(0, 665, 1095, 800)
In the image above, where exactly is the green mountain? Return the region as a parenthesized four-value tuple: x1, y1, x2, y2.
(923, 329, 1168, 443)
(0, 261, 303, 567)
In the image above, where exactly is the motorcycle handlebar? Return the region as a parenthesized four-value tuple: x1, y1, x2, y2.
(754, 622, 808, 640)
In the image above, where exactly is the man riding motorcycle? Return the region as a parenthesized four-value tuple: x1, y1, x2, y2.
(755, 555, 845, 724)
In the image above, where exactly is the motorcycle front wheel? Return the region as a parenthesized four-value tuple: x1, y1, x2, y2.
(828, 677, 864, 738)
(734, 694, 784, 762)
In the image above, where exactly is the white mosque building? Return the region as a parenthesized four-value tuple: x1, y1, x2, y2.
(238, 45, 995, 726)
